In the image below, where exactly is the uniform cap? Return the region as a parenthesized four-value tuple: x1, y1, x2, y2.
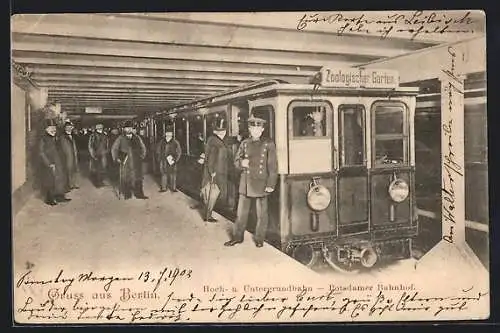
(165, 126, 174, 133)
(123, 120, 133, 128)
(248, 115, 266, 126)
(64, 120, 74, 127)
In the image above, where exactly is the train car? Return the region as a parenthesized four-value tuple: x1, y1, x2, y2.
(153, 67, 420, 272)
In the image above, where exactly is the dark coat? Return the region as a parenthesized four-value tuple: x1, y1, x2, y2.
(88, 132, 109, 157)
(59, 132, 79, 175)
(38, 133, 67, 195)
(202, 135, 232, 201)
(111, 134, 147, 183)
(155, 138, 182, 173)
(234, 138, 278, 198)
(108, 134, 120, 150)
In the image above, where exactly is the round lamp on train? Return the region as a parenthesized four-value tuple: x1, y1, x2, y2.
(307, 185, 331, 212)
(388, 178, 409, 203)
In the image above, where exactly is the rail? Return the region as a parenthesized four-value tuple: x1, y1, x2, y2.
(417, 208, 488, 233)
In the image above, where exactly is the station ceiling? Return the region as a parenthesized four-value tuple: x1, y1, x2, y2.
(11, 11, 485, 120)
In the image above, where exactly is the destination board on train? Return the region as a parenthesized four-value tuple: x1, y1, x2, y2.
(319, 67, 399, 89)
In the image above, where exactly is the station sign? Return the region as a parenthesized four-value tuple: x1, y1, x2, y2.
(85, 106, 102, 114)
(319, 67, 399, 89)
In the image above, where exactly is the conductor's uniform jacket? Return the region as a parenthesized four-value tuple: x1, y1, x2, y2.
(235, 138, 278, 197)
(232, 137, 278, 243)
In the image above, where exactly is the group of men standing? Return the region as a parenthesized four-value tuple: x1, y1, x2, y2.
(38, 119, 78, 205)
(38, 114, 279, 249)
(38, 119, 150, 205)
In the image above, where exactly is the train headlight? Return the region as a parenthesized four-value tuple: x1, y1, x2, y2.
(307, 185, 331, 211)
(388, 178, 409, 203)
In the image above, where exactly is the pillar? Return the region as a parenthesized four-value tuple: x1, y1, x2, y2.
(416, 45, 487, 279)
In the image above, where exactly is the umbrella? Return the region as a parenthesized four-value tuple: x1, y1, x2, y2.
(117, 155, 128, 200)
(200, 175, 220, 221)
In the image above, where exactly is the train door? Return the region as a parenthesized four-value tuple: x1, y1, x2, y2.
(243, 99, 278, 243)
(287, 100, 336, 237)
(337, 104, 370, 236)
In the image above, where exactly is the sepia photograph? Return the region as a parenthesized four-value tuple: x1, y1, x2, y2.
(11, 10, 489, 323)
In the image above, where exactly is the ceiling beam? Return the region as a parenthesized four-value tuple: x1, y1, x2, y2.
(31, 73, 254, 85)
(68, 114, 139, 119)
(49, 93, 197, 99)
(41, 84, 222, 92)
(11, 14, 431, 58)
(33, 76, 241, 88)
(359, 36, 486, 83)
(12, 33, 370, 68)
(24, 65, 270, 82)
(53, 98, 189, 103)
(13, 51, 319, 77)
(46, 89, 212, 97)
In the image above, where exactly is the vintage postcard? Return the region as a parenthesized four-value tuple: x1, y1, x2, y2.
(11, 10, 488, 324)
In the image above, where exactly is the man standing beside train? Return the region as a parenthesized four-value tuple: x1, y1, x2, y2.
(155, 127, 182, 193)
(201, 118, 232, 223)
(224, 115, 278, 248)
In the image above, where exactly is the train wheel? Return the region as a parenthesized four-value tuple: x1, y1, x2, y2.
(291, 245, 321, 268)
(322, 246, 360, 274)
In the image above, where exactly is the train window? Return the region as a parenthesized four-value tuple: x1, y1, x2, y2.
(175, 117, 187, 154)
(339, 105, 365, 166)
(372, 102, 408, 167)
(188, 114, 204, 156)
(289, 101, 331, 138)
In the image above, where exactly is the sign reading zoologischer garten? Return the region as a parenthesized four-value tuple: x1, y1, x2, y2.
(320, 67, 400, 89)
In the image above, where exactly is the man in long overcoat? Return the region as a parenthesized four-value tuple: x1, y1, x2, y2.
(107, 127, 121, 184)
(201, 118, 232, 222)
(59, 120, 79, 191)
(111, 121, 148, 199)
(38, 118, 71, 205)
(88, 123, 109, 187)
(224, 116, 278, 247)
(155, 127, 182, 192)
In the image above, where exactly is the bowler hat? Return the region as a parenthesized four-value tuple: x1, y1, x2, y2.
(44, 118, 57, 128)
(248, 115, 266, 126)
(213, 118, 227, 131)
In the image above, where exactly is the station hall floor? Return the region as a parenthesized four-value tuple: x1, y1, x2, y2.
(11, 171, 488, 291)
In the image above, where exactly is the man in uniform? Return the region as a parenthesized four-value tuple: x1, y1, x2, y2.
(201, 118, 232, 222)
(88, 123, 109, 187)
(224, 116, 278, 247)
(111, 121, 148, 199)
(155, 127, 182, 192)
(59, 120, 80, 191)
(38, 118, 71, 205)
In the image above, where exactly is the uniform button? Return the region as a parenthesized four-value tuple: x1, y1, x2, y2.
(261, 154, 265, 157)
(259, 171, 263, 174)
